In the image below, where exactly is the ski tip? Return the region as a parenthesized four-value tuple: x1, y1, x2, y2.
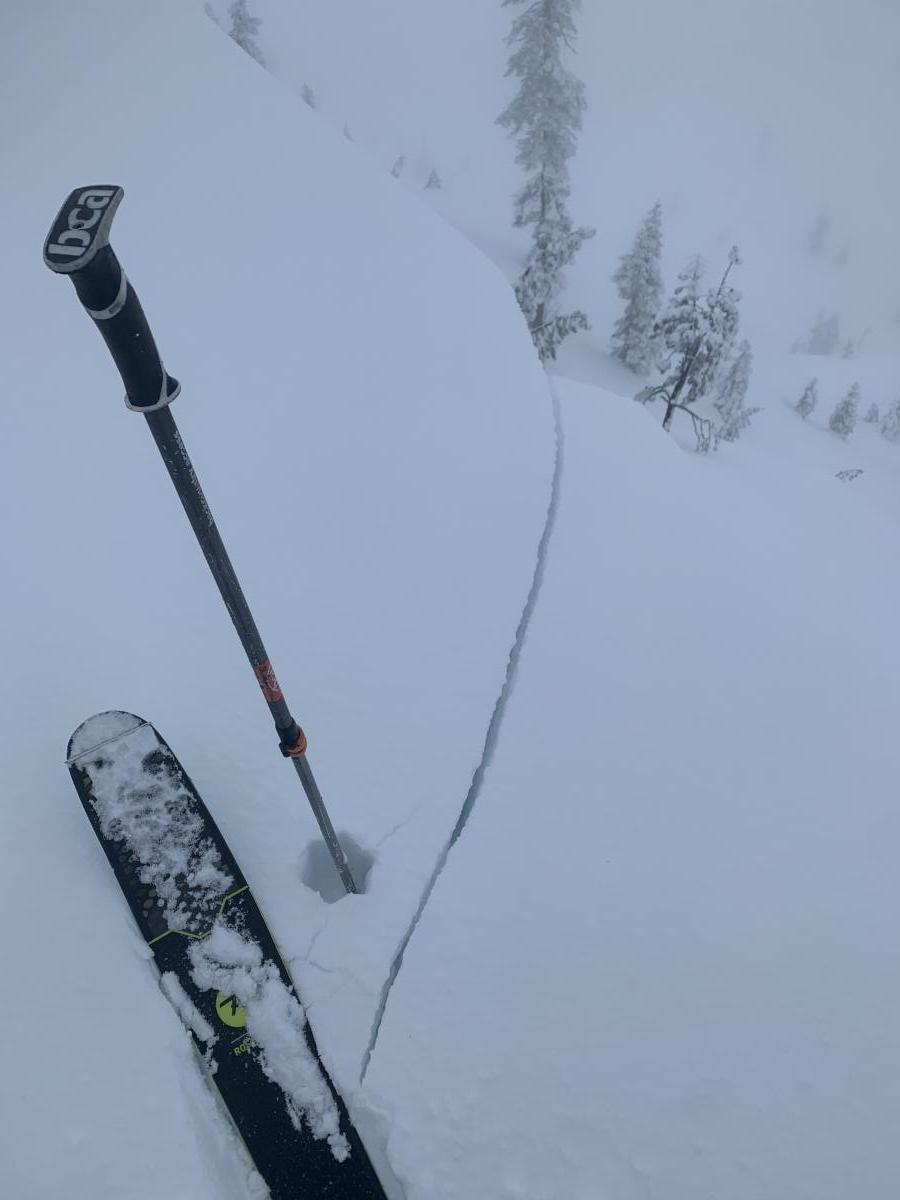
(66, 710, 148, 765)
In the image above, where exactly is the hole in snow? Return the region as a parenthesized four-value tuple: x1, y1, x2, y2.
(300, 832, 373, 903)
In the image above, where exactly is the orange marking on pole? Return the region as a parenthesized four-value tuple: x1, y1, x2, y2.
(254, 660, 283, 703)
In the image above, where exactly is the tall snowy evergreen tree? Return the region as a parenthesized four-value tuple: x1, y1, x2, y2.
(714, 340, 757, 443)
(829, 382, 859, 439)
(610, 201, 664, 374)
(806, 312, 840, 355)
(641, 248, 741, 434)
(881, 396, 900, 442)
(794, 378, 818, 419)
(497, 0, 595, 362)
(228, 0, 264, 66)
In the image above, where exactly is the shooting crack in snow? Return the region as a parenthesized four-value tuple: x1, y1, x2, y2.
(359, 384, 565, 1083)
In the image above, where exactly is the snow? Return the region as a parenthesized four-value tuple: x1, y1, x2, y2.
(70, 714, 234, 931)
(68, 709, 144, 754)
(72, 712, 351, 1159)
(160, 971, 218, 1047)
(189, 924, 350, 1161)
(0, 2, 549, 1196)
(243, 0, 900, 356)
(368, 376, 900, 1198)
(2, 1, 900, 1198)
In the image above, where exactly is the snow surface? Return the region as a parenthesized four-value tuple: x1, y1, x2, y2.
(369, 375, 900, 1198)
(189, 923, 349, 1161)
(160, 970, 218, 1047)
(241, 0, 900, 357)
(70, 715, 235, 931)
(1, 3, 549, 1196)
(2, 2, 900, 1199)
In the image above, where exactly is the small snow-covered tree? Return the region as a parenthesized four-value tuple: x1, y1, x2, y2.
(714, 340, 758, 443)
(841, 339, 855, 359)
(640, 247, 741, 437)
(610, 201, 664, 374)
(203, 3, 222, 28)
(806, 312, 841, 355)
(638, 255, 701, 417)
(497, 0, 595, 362)
(864, 403, 880, 424)
(829, 382, 859, 439)
(390, 156, 406, 179)
(425, 170, 443, 190)
(228, 0, 264, 65)
(795, 378, 818, 419)
(301, 84, 317, 109)
(881, 397, 900, 442)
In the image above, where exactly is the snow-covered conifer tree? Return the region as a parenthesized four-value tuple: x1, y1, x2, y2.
(390, 156, 406, 179)
(641, 247, 741, 434)
(714, 340, 758, 442)
(829, 382, 859, 439)
(806, 312, 841, 355)
(864, 402, 880, 424)
(497, 0, 595, 362)
(228, 0, 264, 65)
(881, 397, 900, 442)
(301, 84, 317, 109)
(610, 201, 664, 374)
(425, 170, 443, 190)
(795, 378, 818, 419)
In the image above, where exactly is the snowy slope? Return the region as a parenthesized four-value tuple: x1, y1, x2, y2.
(235, 0, 900, 357)
(4, 3, 900, 1200)
(368, 376, 900, 1198)
(0, 3, 551, 1196)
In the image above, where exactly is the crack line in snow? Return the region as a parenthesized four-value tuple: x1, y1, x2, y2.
(359, 383, 564, 1082)
(375, 807, 422, 850)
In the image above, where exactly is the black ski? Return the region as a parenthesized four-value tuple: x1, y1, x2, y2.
(67, 710, 390, 1199)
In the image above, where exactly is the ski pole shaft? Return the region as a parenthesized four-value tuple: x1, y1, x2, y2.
(143, 407, 358, 895)
(44, 185, 358, 895)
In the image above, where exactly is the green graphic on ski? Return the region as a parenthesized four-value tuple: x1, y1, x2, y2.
(67, 711, 389, 1199)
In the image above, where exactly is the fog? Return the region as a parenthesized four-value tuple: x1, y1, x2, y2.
(246, 0, 900, 356)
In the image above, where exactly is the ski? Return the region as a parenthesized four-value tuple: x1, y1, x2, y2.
(67, 710, 389, 1199)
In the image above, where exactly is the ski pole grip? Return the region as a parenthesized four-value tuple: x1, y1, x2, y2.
(44, 186, 180, 412)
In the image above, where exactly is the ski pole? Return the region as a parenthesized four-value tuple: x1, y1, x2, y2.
(44, 185, 358, 895)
